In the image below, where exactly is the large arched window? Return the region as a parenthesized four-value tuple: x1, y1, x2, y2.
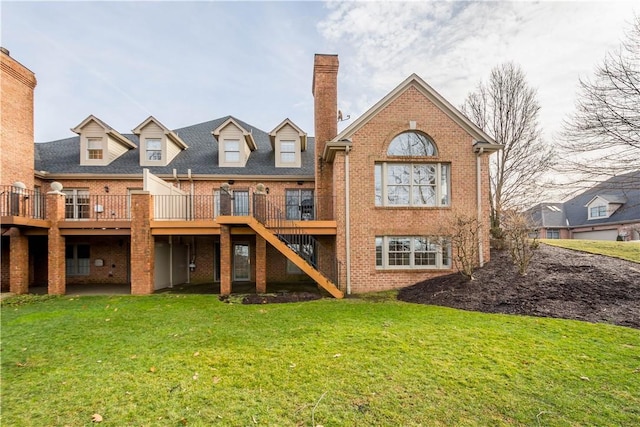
(387, 131, 437, 156)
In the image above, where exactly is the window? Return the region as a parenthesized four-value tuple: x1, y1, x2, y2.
(280, 140, 296, 164)
(66, 244, 90, 276)
(376, 236, 450, 269)
(375, 163, 450, 207)
(63, 189, 90, 219)
(589, 205, 607, 219)
(87, 138, 103, 160)
(387, 131, 437, 156)
(546, 229, 560, 239)
(285, 189, 314, 220)
(146, 139, 162, 161)
(224, 140, 240, 163)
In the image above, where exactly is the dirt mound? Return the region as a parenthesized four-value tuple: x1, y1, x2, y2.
(398, 244, 640, 328)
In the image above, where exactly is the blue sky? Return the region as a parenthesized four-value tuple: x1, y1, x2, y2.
(1, 1, 637, 143)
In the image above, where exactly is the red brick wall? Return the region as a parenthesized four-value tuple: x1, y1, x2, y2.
(1, 49, 36, 189)
(64, 236, 129, 285)
(339, 85, 492, 292)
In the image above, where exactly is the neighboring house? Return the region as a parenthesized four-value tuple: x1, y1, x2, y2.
(528, 171, 640, 241)
(1, 50, 500, 296)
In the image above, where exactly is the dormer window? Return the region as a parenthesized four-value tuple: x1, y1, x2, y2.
(223, 140, 241, 163)
(133, 116, 188, 167)
(87, 137, 104, 160)
(270, 119, 307, 168)
(213, 118, 257, 168)
(590, 205, 607, 219)
(280, 140, 296, 164)
(585, 194, 626, 220)
(145, 139, 162, 161)
(72, 115, 136, 166)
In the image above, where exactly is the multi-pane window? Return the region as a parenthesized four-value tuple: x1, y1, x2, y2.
(375, 236, 450, 269)
(280, 140, 296, 164)
(546, 229, 560, 239)
(66, 244, 90, 276)
(589, 205, 607, 219)
(87, 138, 103, 160)
(285, 189, 314, 220)
(63, 189, 90, 219)
(375, 163, 450, 207)
(224, 140, 240, 163)
(146, 139, 162, 161)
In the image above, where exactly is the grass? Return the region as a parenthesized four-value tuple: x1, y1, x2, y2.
(1, 294, 639, 426)
(540, 239, 640, 263)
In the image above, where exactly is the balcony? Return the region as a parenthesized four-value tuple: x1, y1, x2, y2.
(0, 185, 47, 227)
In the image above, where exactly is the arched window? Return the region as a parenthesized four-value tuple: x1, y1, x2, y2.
(387, 131, 437, 156)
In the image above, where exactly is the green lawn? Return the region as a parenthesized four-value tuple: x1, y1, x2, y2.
(540, 239, 640, 263)
(2, 294, 639, 426)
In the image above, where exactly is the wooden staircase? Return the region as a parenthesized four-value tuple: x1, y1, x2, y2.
(217, 216, 344, 298)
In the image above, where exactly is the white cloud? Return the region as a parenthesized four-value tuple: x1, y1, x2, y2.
(318, 1, 638, 141)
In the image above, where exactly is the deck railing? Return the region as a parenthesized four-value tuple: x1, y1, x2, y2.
(0, 185, 46, 219)
(65, 195, 131, 221)
(153, 193, 336, 221)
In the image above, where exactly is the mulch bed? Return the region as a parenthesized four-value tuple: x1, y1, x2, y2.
(398, 244, 640, 329)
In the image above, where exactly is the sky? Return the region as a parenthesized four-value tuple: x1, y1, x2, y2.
(1, 1, 638, 143)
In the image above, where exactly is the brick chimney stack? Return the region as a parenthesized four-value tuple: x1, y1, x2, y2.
(1, 47, 37, 189)
(312, 54, 339, 156)
(312, 54, 339, 206)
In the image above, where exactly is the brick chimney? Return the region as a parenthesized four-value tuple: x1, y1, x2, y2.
(1, 47, 37, 189)
(312, 54, 339, 157)
(312, 54, 339, 206)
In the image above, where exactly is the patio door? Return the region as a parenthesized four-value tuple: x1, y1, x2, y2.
(233, 243, 250, 281)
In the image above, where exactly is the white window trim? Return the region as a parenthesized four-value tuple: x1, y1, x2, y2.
(375, 236, 451, 270)
(63, 189, 90, 220)
(145, 138, 163, 162)
(375, 162, 450, 207)
(86, 137, 104, 161)
(280, 140, 296, 164)
(223, 139, 241, 164)
(588, 204, 608, 220)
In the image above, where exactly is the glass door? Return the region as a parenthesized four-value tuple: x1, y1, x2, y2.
(233, 243, 250, 281)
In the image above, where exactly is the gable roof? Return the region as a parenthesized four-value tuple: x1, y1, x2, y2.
(269, 118, 308, 151)
(212, 117, 257, 151)
(71, 114, 137, 149)
(584, 194, 628, 206)
(132, 116, 188, 150)
(564, 171, 640, 226)
(333, 73, 499, 148)
(35, 116, 315, 179)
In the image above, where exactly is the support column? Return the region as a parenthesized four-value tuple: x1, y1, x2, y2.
(130, 191, 154, 295)
(220, 225, 232, 295)
(255, 235, 266, 293)
(8, 228, 29, 294)
(47, 188, 66, 295)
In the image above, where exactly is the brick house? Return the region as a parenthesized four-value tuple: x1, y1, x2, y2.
(528, 171, 640, 241)
(1, 50, 500, 297)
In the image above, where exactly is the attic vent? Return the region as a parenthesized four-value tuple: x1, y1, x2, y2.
(547, 206, 561, 212)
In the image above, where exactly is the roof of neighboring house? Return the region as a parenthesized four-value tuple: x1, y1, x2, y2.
(528, 202, 568, 228)
(528, 171, 640, 228)
(35, 116, 315, 178)
(564, 171, 640, 226)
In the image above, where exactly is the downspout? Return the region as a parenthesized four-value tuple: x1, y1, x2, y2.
(476, 147, 484, 267)
(345, 145, 351, 295)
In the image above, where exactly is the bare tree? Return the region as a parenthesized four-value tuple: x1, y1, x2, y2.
(462, 63, 555, 235)
(559, 16, 640, 187)
(448, 213, 481, 280)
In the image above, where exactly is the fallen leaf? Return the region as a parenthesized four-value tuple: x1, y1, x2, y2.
(333, 354, 342, 358)
(212, 376, 221, 384)
(193, 351, 200, 357)
(192, 372, 199, 380)
(105, 319, 110, 322)
(580, 376, 590, 381)
(289, 363, 296, 368)
(149, 366, 156, 373)
(91, 413, 103, 423)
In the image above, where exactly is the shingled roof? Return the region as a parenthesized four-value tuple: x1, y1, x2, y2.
(35, 116, 315, 178)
